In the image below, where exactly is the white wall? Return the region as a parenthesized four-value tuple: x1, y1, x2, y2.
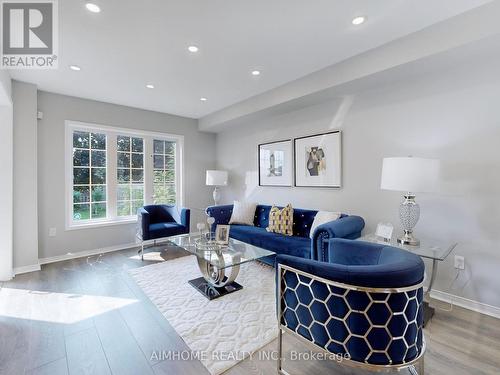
(36, 91, 216, 261)
(12, 81, 39, 270)
(0, 70, 11, 103)
(0, 70, 13, 280)
(216, 55, 500, 309)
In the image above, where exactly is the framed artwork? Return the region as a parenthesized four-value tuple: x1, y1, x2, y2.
(294, 131, 342, 188)
(215, 224, 230, 245)
(258, 140, 293, 186)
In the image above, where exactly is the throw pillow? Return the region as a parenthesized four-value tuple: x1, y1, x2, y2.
(228, 201, 257, 226)
(267, 204, 294, 236)
(309, 211, 341, 238)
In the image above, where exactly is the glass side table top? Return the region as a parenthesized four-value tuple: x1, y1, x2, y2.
(359, 234, 457, 261)
(166, 233, 275, 269)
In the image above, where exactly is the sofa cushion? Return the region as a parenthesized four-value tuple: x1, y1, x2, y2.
(267, 204, 293, 236)
(230, 225, 311, 259)
(254, 205, 318, 237)
(229, 200, 257, 226)
(149, 223, 186, 238)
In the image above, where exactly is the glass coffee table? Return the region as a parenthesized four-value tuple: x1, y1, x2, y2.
(166, 234, 275, 300)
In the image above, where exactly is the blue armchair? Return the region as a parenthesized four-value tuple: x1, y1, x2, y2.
(137, 205, 190, 260)
(276, 239, 426, 374)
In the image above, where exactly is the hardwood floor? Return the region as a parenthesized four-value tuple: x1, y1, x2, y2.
(1, 245, 499, 375)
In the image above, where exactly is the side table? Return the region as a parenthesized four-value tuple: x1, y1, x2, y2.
(358, 234, 457, 327)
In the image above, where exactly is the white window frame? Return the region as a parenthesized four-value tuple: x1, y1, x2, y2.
(65, 120, 184, 230)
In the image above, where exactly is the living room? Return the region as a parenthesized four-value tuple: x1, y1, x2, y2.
(1, 1, 499, 374)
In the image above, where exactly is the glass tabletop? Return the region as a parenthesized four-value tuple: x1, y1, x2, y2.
(359, 234, 457, 261)
(166, 233, 275, 269)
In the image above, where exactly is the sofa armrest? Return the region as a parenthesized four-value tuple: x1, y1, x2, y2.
(324, 238, 385, 264)
(180, 208, 190, 229)
(311, 215, 365, 261)
(205, 204, 234, 231)
(138, 208, 150, 240)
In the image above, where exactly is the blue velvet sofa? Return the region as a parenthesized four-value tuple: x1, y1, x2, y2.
(206, 204, 365, 264)
(276, 239, 426, 374)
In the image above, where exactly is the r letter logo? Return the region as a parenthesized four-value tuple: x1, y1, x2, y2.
(1, 0, 58, 69)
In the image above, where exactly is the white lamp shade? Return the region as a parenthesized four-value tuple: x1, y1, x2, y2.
(381, 157, 440, 193)
(206, 170, 228, 186)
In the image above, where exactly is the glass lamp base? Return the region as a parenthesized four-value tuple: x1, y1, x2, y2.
(398, 230, 420, 246)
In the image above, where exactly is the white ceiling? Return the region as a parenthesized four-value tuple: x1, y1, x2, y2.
(9, 0, 492, 119)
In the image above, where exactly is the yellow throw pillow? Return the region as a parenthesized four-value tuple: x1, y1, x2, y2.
(266, 204, 294, 236)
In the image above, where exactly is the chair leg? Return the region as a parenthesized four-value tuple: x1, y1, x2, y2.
(277, 327, 284, 374)
(409, 357, 424, 375)
(141, 242, 144, 261)
(418, 356, 425, 375)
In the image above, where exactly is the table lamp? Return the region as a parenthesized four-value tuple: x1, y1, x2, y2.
(206, 170, 228, 206)
(381, 157, 440, 246)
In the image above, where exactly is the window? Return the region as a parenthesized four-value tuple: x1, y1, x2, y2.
(153, 139, 176, 204)
(117, 136, 145, 216)
(72, 131, 107, 221)
(66, 121, 183, 229)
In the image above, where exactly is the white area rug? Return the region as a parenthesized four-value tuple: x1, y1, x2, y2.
(129, 255, 278, 375)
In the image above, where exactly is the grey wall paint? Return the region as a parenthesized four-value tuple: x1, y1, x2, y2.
(37, 91, 216, 260)
(12, 81, 39, 269)
(216, 57, 500, 308)
(0, 73, 13, 280)
(0, 70, 11, 103)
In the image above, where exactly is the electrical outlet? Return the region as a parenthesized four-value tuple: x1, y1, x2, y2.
(454, 255, 465, 270)
(49, 227, 57, 237)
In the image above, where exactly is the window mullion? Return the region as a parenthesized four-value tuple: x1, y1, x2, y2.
(144, 137, 154, 205)
(176, 139, 183, 206)
(108, 132, 118, 219)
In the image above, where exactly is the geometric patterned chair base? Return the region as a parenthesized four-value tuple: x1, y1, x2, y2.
(277, 240, 426, 374)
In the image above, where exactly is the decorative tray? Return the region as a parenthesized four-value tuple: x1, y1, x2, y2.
(194, 238, 223, 251)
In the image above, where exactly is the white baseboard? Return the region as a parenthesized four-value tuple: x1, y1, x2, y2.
(13, 263, 41, 275)
(39, 242, 139, 265)
(429, 289, 500, 320)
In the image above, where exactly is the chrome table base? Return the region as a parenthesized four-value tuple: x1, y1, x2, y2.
(188, 277, 243, 300)
(189, 251, 243, 300)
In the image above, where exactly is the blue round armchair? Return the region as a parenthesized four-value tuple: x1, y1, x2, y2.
(276, 238, 426, 374)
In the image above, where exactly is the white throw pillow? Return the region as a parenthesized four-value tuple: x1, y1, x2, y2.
(309, 211, 341, 238)
(229, 201, 257, 226)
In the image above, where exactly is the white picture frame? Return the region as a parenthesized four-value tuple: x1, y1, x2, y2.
(215, 224, 230, 245)
(375, 222, 394, 242)
(259, 140, 293, 187)
(294, 131, 342, 188)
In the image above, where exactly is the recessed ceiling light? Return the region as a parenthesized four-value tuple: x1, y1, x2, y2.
(200, 97, 207, 102)
(85, 3, 101, 13)
(251, 70, 261, 76)
(69, 65, 81, 71)
(146, 84, 155, 89)
(352, 16, 366, 25)
(188, 45, 199, 53)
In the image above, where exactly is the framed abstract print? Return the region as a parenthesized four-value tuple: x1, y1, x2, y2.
(294, 131, 342, 188)
(258, 140, 293, 187)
